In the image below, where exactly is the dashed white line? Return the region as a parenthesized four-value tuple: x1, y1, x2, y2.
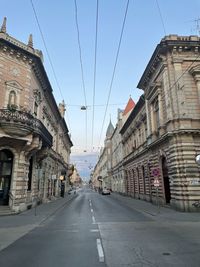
(90, 229, 99, 232)
(96, 238, 104, 262)
(91, 208, 94, 213)
(92, 215, 96, 224)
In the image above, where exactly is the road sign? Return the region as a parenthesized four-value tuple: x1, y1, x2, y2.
(153, 178, 160, 187)
(152, 168, 160, 177)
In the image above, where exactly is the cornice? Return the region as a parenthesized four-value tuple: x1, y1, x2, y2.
(137, 35, 200, 90)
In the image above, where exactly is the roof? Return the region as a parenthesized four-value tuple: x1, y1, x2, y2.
(123, 97, 135, 116)
(120, 95, 145, 135)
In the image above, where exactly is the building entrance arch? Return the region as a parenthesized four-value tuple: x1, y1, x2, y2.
(161, 156, 171, 204)
(0, 149, 13, 205)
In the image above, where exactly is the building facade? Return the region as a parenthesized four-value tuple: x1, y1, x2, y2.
(93, 35, 200, 212)
(0, 18, 73, 212)
(92, 121, 114, 191)
(121, 35, 200, 211)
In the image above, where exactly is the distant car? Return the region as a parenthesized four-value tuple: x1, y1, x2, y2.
(102, 188, 110, 195)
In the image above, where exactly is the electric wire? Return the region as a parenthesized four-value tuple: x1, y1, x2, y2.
(168, 52, 200, 92)
(98, 0, 130, 149)
(74, 0, 88, 151)
(91, 0, 99, 152)
(30, 0, 72, 133)
(67, 103, 126, 107)
(155, 0, 166, 36)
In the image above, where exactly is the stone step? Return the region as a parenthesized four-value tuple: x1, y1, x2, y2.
(0, 206, 18, 216)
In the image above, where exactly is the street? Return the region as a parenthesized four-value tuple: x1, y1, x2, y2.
(0, 187, 200, 267)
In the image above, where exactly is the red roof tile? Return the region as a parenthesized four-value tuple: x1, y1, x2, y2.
(123, 97, 135, 116)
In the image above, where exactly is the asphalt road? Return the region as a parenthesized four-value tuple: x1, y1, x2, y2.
(0, 188, 200, 267)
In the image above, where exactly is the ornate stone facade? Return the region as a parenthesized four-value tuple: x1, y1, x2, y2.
(121, 35, 200, 211)
(93, 35, 200, 212)
(0, 18, 73, 212)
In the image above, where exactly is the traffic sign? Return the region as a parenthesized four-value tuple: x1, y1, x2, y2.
(152, 168, 160, 177)
(153, 178, 160, 187)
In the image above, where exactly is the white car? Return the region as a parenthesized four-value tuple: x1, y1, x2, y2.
(102, 188, 110, 195)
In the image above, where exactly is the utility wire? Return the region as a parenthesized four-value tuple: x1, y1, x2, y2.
(30, 0, 64, 100)
(155, 0, 166, 36)
(68, 103, 126, 107)
(91, 0, 99, 152)
(168, 53, 200, 92)
(74, 0, 88, 151)
(30, 0, 72, 133)
(98, 0, 130, 149)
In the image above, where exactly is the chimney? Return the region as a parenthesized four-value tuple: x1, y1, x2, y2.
(28, 34, 33, 48)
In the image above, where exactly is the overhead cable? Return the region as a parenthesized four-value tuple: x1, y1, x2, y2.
(74, 0, 88, 151)
(98, 0, 130, 149)
(30, 0, 72, 133)
(155, 0, 166, 36)
(91, 0, 99, 152)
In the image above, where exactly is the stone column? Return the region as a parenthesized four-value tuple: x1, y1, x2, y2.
(194, 76, 200, 105)
(150, 103, 156, 134)
(158, 91, 165, 135)
(145, 99, 151, 144)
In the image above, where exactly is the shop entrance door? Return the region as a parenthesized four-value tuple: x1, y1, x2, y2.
(161, 156, 171, 204)
(0, 150, 13, 205)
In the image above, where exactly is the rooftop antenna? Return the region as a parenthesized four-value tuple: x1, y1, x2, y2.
(190, 18, 200, 35)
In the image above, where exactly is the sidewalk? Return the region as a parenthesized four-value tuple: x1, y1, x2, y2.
(111, 192, 200, 222)
(0, 193, 77, 251)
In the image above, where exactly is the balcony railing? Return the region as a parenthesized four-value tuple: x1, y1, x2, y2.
(0, 109, 52, 146)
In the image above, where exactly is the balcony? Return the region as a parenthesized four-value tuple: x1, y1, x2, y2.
(0, 109, 52, 146)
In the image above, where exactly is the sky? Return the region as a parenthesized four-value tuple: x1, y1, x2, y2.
(1, 0, 200, 179)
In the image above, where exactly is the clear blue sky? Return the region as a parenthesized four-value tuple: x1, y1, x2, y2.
(1, 0, 200, 178)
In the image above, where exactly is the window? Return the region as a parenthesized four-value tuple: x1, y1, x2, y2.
(8, 90, 17, 107)
(34, 102, 38, 116)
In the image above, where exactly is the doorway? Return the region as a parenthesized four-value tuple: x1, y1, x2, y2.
(0, 150, 13, 205)
(161, 156, 171, 204)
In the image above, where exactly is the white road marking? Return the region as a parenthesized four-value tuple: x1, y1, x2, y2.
(90, 229, 99, 232)
(91, 209, 94, 213)
(92, 215, 96, 224)
(96, 238, 104, 262)
(89, 202, 92, 207)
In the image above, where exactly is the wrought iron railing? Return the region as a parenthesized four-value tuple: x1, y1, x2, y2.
(0, 109, 52, 146)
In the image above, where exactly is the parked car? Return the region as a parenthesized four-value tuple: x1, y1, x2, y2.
(102, 188, 110, 195)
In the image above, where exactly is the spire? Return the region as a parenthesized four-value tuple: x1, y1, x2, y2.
(106, 120, 114, 138)
(1, 17, 7, 33)
(28, 34, 33, 48)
